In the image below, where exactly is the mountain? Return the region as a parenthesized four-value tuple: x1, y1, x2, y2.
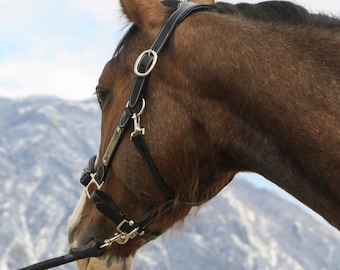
(0, 96, 101, 270)
(0, 96, 339, 270)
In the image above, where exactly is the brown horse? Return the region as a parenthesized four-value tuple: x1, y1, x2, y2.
(68, 0, 340, 269)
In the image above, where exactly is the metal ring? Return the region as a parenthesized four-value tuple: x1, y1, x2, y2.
(127, 98, 146, 116)
(134, 50, 158, 77)
(136, 98, 146, 116)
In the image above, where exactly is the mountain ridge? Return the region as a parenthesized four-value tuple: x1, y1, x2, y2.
(0, 96, 339, 270)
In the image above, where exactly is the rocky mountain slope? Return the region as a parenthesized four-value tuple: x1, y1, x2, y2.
(0, 97, 339, 270)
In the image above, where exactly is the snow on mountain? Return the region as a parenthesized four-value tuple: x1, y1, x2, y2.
(0, 97, 339, 270)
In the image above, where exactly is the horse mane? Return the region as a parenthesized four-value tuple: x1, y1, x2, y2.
(114, 24, 137, 57)
(212, 1, 340, 29)
(161, 0, 340, 29)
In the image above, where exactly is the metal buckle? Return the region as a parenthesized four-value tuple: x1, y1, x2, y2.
(100, 219, 145, 247)
(130, 98, 146, 139)
(115, 220, 139, 244)
(84, 173, 104, 199)
(134, 50, 158, 77)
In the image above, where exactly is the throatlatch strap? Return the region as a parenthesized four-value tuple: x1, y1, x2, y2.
(131, 132, 175, 199)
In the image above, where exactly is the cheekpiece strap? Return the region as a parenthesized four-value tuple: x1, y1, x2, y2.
(129, 1, 211, 109)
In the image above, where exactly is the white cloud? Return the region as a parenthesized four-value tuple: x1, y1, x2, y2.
(0, 0, 127, 100)
(66, 0, 123, 22)
(294, 0, 340, 15)
(0, 51, 94, 100)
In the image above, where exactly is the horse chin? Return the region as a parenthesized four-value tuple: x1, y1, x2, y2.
(68, 190, 87, 233)
(75, 255, 134, 270)
(68, 191, 135, 270)
(69, 237, 135, 270)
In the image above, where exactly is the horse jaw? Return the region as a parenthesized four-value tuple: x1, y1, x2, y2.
(68, 190, 87, 234)
(68, 191, 134, 270)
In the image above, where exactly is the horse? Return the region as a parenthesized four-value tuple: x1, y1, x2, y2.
(68, 0, 340, 269)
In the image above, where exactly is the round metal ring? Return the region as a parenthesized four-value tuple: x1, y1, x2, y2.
(134, 50, 158, 77)
(136, 98, 146, 116)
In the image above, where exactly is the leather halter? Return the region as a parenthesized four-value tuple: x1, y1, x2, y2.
(80, 1, 211, 245)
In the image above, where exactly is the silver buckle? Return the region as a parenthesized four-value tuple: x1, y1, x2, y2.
(84, 173, 104, 199)
(130, 98, 146, 139)
(134, 50, 158, 77)
(100, 219, 145, 247)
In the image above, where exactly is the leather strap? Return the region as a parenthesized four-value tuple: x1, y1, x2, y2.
(81, 1, 211, 241)
(151, 2, 210, 53)
(91, 190, 174, 239)
(131, 131, 175, 198)
(129, 2, 211, 109)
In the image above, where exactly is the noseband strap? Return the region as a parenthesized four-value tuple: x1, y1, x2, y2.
(81, 1, 211, 245)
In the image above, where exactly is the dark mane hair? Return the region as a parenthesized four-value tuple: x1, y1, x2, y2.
(115, 1, 340, 56)
(213, 1, 340, 29)
(114, 24, 137, 57)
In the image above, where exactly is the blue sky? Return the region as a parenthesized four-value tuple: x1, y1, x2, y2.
(0, 0, 124, 100)
(0, 0, 339, 100)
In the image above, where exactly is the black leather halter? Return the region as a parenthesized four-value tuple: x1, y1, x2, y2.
(80, 1, 211, 246)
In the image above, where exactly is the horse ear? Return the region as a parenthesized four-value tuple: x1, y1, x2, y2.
(120, 0, 214, 28)
(120, 0, 168, 29)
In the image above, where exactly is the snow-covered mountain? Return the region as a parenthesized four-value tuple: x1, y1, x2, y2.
(0, 96, 339, 270)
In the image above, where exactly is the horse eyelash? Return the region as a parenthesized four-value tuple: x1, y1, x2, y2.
(95, 89, 111, 108)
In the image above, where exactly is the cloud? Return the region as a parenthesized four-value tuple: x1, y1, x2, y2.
(295, 0, 340, 15)
(67, 0, 123, 22)
(0, 49, 97, 100)
(0, 0, 128, 100)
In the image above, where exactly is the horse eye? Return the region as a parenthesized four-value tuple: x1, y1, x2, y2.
(96, 90, 107, 107)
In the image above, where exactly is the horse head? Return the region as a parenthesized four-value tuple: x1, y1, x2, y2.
(68, 0, 235, 269)
(68, 0, 340, 269)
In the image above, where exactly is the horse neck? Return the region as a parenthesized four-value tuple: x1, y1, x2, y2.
(172, 13, 340, 228)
